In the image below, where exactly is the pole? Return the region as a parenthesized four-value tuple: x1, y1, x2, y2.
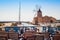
(19, 0, 21, 24)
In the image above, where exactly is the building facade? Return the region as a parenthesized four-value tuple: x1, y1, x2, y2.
(32, 9, 56, 25)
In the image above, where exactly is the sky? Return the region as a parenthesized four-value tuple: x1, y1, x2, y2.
(0, 0, 60, 21)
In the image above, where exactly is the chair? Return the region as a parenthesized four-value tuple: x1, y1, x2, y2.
(53, 34, 60, 40)
(0, 30, 8, 40)
(8, 30, 18, 40)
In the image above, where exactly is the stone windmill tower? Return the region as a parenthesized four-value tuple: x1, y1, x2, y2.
(32, 5, 42, 25)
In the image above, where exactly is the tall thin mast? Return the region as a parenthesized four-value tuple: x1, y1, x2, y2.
(19, 0, 21, 23)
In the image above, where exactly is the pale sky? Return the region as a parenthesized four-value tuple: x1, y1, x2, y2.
(0, 0, 60, 21)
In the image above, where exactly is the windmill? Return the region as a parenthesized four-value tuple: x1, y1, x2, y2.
(33, 5, 41, 25)
(33, 5, 41, 17)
